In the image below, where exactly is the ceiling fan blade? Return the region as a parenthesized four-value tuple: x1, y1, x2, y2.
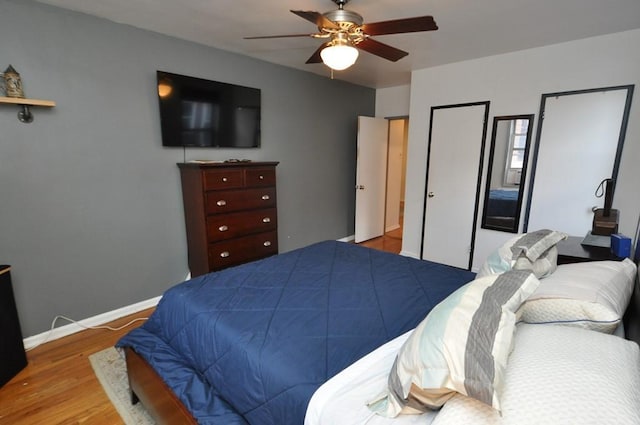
(305, 42, 331, 64)
(356, 38, 408, 62)
(362, 16, 438, 36)
(244, 33, 313, 40)
(291, 10, 340, 30)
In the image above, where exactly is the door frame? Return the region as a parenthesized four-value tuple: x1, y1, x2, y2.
(384, 115, 409, 234)
(420, 101, 490, 270)
(354, 115, 409, 244)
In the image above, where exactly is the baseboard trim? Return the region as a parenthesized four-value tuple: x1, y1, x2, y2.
(23, 295, 162, 350)
(338, 235, 355, 243)
(400, 249, 419, 259)
(385, 224, 401, 233)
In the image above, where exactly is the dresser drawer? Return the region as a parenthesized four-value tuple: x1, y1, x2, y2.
(203, 169, 244, 191)
(208, 231, 278, 270)
(245, 167, 276, 187)
(205, 187, 276, 214)
(206, 208, 277, 240)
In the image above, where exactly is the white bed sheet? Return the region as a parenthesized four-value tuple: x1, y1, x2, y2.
(304, 330, 438, 425)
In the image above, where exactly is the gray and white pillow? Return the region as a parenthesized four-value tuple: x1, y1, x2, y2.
(368, 270, 540, 417)
(431, 324, 640, 425)
(477, 229, 567, 279)
(519, 259, 637, 333)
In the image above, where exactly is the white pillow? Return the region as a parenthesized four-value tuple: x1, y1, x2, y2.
(477, 229, 567, 279)
(431, 324, 640, 425)
(519, 259, 637, 333)
(368, 270, 540, 416)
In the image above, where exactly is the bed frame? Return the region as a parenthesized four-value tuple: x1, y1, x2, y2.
(124, 347, 197, 424)
(124, 260, 640, 425)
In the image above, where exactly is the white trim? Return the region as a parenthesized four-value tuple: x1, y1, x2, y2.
(385, 224, 401, 233)
(23, 295, 162, 350)
(338, 235, 355, 243)
(400, 249, 419, 259)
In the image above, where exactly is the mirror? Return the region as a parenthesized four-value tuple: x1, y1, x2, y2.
(524, 86, 633, 235)
(481, 114, 534, 232)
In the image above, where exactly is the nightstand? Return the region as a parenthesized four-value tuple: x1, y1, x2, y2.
(0, 265, 27, 387)
(557, 236, 624, 265)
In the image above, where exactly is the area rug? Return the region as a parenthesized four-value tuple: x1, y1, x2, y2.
(89, 347, 155, 425)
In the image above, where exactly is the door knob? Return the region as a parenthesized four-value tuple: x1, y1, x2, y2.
(428, 192, 435, 198)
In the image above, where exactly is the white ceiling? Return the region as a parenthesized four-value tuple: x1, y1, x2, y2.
(36, 0, 640, 88)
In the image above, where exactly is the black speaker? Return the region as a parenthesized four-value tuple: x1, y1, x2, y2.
(0, 265, 27, 387)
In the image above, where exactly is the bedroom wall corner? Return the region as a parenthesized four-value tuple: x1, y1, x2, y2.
(403, 29, 640, 270)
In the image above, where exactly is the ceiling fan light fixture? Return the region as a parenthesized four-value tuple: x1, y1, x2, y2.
(320, 43, 359, 71)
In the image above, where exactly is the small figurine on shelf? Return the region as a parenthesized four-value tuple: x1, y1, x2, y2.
(2, 65, 25, 98)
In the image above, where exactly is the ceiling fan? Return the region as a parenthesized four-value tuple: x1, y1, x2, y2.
(244, 0, 438, 71)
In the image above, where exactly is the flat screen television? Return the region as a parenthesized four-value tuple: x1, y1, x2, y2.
(156, 71, 261, 148)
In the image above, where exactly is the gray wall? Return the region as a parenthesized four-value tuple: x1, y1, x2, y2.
(0, 0, 375, 336)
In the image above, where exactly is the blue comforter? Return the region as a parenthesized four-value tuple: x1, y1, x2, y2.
(487, 189, 518, 217)
(118, 241, 474, 424)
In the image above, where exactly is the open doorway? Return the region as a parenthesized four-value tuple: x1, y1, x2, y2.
(358, 117, 408, 254)
(385, 118, 408, 235)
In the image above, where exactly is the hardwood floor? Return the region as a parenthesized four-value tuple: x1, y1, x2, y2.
(0, 233, 402, 424)
(358, 225, 403, 254)
(0, 308, 153, 424)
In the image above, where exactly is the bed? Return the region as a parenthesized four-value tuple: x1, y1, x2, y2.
(117, 237, 640, 425)
(117, 240, 475, 424)
(484, 189, 520, 230)
(486, 189, 518, 218)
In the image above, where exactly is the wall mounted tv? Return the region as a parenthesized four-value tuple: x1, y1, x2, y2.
(156, 71, 261, 148)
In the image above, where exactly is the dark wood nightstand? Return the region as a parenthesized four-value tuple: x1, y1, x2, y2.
(0, 266, 27, 387)
(557, 236, 624, 265)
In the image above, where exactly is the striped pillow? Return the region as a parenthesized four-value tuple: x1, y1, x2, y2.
(369, 270, 540, 417)
(477, 229, 567, 279)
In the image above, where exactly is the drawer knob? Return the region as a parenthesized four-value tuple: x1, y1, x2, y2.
(220, 251, 230, 258)
(262, 217, 271, 223)
(218, 225, 229, 232)
(263, 241, 272, 247)
(259, 175, 264, 180)
(261, 195, 270, 200)
(217, 200, 227, 206)
(222, 177, 228, 182)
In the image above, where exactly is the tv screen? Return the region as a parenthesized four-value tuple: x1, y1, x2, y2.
(156, 71, 261, 148)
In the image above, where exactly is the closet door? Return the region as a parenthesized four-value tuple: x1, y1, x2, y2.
(421, 102, 489, 269)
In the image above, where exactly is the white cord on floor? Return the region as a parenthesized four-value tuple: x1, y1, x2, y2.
(26, 315, 148, 352)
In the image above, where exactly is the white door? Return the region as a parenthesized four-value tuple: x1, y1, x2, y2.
(526, 89, 628, 235)
(355, 116, 389, 243)
(422, 104, 487, 269)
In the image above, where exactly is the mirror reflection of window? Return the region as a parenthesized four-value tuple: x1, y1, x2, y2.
(482, 114, 535, 233)
(504, 119, 529, 186)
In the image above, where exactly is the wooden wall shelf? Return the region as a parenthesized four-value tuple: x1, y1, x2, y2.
(0, 96, 56, 123)
(0, 96, 56, 107)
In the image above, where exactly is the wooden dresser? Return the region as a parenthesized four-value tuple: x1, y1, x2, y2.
(178, 162, 279, 277)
